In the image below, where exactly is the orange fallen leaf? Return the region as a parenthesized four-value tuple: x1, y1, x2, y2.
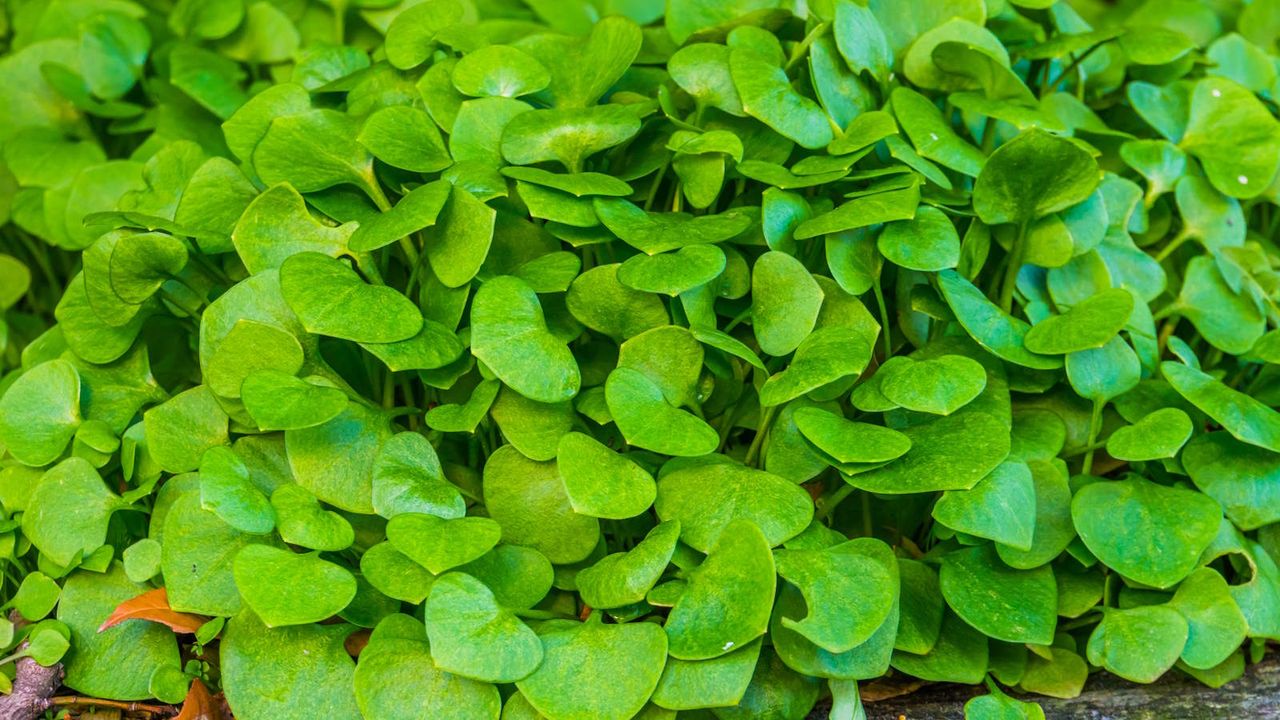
(99, 588, 207, 634)
(176, 678, 221, 720)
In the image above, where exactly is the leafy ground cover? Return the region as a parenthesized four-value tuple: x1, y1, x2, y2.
(1, 0, 1280, 719)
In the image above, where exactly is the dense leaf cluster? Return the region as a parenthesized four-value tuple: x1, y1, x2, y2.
(2, 0, 1280, 718)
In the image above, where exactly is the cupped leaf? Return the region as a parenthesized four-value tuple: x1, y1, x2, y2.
(879, 354, 987, 416)
(605, 367, 719, 457)
(973, 129, 1100, 225)
(1072, 477, 1221, 589)
(774, 543, 896, 653)
(482, 445, 600, 565)
(666, 519, 776, 660)
(0, 359, 81, 467)
(577, 520, 680, 609)
(471, 276, 580, 404)
(280, 252, 423, 343)
(501, 106, 641, 173)
(792, 407, 912, 464)
(847, 410, 1010, 494)
(939, 544, 1056, 646)
(556, 432, 656, 519)
(1086, 606, 1188, 683)
(371, 432, 465, 520)
(1105, 407, 1193, 462)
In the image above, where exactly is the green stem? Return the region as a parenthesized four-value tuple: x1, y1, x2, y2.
(998, 221, 1029, 313)
(1154, 229, 1193, 262)
(817, 484, 854, 522)
(784, 22, 828, 72)
(1082, 398, 1103, 476)
(871, 278, 892, 359)
(1042, 42, 1103, 97)
(743, 405, 777, 468)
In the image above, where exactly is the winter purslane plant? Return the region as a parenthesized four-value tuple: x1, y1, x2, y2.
(1, 0, 1280, 718)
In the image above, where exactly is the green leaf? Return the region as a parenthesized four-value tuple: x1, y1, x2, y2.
(1183, 432, 1280, 531)
(355, 615, 501, 720)
(357, 105, 451, 173)
(1105, 407, 1193, 461)
(231, 183, 356, 274)
(371, 432, 465, 520)
(241, 371, 348, 432)
(891, 610, 989, 685)
(933, 461, 1036, 550)
(205, 319, 305, 399)
(751, 251, 824, 356)
(0, 359, 81, 466)
(199, 446, 274, 534)
(348, 180, 451, 252)
(143, 386, 229, 474)
(23, 458, 124, 566)
(233, 545, 356, 627)
(605, 367, 719, 457)
(666, 519, 776, 660)
(730, 49, 833, 150)
(1086, 605, 1188, 683)
(221, 610, 360, 719)
(794, 181, 921, 239)
(516, 614, 668, 720)
(792, 407, 912, 464)
(936, 270, 1061, 370)
(939, 544, 1056, 645)
(280, 252, 423, 343)
(482, 445, 600, 564)
(270, 484, 354, 552)
(1023, 288, 1135, 355)
(556, 432, 656, 519)
(973, 129, 1100, 225)
(652, 638, 762, 711)
(423, 572, 543, 683)
(252, 109, 375, 196)
(286, 402, 393, 514)
(58, 565, 181, 700)
(425, 185, 495, 289)
(774, 542, 896, 653)
(879, 354, 987, 416)
(1072, 477, 1221, 589)
(1169, 567, 1249, 671)
(577, 520, 680, 609)
(878, 205, 961, 271)
(759, 327, 874, 407)
(847, 410, 1011, 494)
(1163, 360, 1280, 453)
(1180, 77, 1280, 199)
(655, 462, 813, 552)
(594, 198, 752, 254)
(11, 572, 61, 621)
(471, 276, 581, 404)
(502, 106, 641, 173)
(387, 514, 501, 575)
(617, 245, 726, 296)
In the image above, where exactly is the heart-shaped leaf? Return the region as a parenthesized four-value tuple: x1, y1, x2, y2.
(556, 432, 656, 519)
(387, 514, 501, 575)
(576, 520, 680, 609)
(655, 461, 813, 552)
(423, 572, 543, 683)
(232, 545, 356, 627)
(471, 276, 580, 404)
(280, 252, 423, 343)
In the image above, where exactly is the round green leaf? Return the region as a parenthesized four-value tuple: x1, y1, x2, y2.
(1024, 288, 1134, 355)
(516, 614, 668, 720)
(933, 461, 1036, 551)
(1085, 605, 1188, 683)
(0, 359, 81, 467)
(232, 545, 357, 627)
(879, 354, 987, 416)
(877, 205, 960, 271)
(371, 432, 465, 520)
(280, 252, 423, 343)
(848, 410, 1011, 494)
(482, 445, 600, 564)
(774, 543, 896, 654)
(792, 407, 912, 465)
(605, 367, 719, 457)
(270, 483, 354, 551)
(423, 572, 543, 683)
(1105, 407, 1193, 462)
(751, 251, 824, 357)
(556, 432, 656, 519)
(939, 544, 1056, 646)
(1072, 477, 1221, 589)
(973, 129, 1100, 225)
(655, 461, 812, 553)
